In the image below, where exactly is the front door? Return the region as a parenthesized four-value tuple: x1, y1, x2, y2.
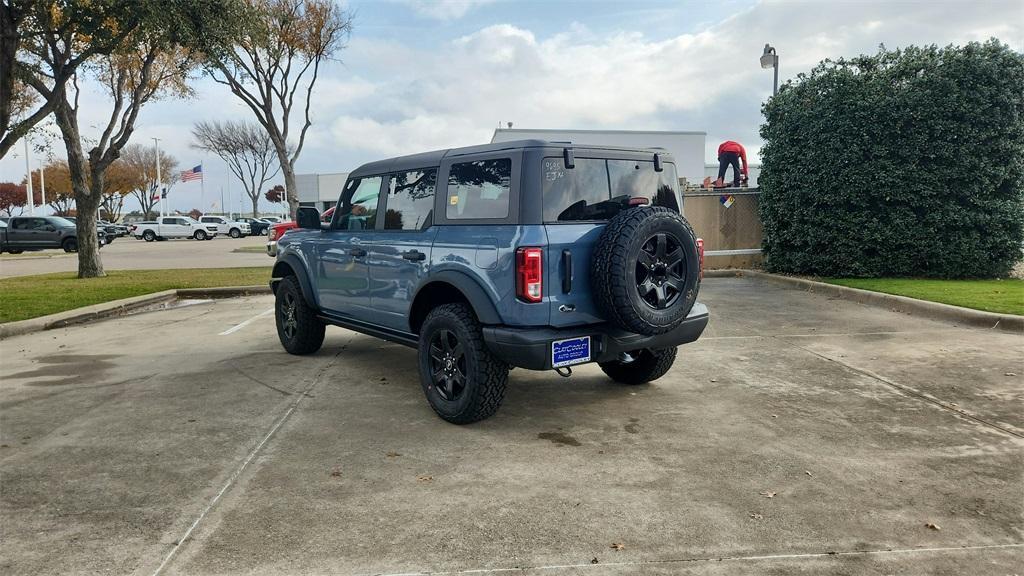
(315, 175, 384, 316)
(367, 168, 438, 331)
(8, 217, 48, 248)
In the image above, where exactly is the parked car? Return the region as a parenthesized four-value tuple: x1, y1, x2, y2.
(237, 217, 271, 236)
(261, 216, 284, 223)
(95, 221, 119, 243)
(132, 216, 218, 241)
(199, 215, 251, 238)
(100, 220, 130, 237)
(0, 215, 106, 253)
(270, 140, 708, 424)
(265, 207, 334, 257)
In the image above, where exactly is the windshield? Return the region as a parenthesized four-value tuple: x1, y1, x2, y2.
(542, 157, 680, 222)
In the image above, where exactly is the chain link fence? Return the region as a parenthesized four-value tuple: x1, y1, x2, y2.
(683, 188, 763, 268)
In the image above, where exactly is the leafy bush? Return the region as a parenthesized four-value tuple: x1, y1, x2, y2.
(759, 40, 1024, 278)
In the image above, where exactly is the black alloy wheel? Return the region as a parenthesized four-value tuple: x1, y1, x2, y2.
(280, 290, 298, 340)
(428, 329, 467, 401)
(636, 232, 685, 310)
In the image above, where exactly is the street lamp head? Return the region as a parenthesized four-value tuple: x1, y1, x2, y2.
(760, 43, 777, 69)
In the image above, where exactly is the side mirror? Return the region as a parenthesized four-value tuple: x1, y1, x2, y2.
(296, 207, 322, 229)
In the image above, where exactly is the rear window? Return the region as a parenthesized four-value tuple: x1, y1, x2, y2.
(446, 159, 511, 220)
(542, 157, 680, 222)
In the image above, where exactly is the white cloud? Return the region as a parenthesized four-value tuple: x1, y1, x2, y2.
(402, 0, 495, 21)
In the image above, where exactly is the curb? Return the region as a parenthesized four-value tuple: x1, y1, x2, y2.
(0, 285, 271, 340)
(705, 269, 1023, 333)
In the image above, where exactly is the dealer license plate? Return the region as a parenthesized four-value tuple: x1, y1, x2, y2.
(551, 336, 591, 368)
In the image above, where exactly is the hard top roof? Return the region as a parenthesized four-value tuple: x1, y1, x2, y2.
(348, 140, 676, 178)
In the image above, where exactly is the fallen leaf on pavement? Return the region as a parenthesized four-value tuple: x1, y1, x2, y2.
(590, 558, 599, 564)
(330, 466, 342, 477)
(417, 475, 433, 482)
(759, 490, 777, 498)
(1006, 372, 1017, 377)
(805, 470, 813, 477)
(925, 523, 941, 531)
(610, 543, 625, 551)
(386, 451, 401, 458)
(749, 513, 763, 519)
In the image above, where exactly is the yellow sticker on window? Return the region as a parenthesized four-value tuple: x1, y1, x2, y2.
(449, 195, 459, 205)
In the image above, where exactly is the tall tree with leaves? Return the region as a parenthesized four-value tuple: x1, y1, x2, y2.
(192, 120, 282, 217)
(206, 0, 353, 217)
(121, 143, 179, 219)
(18, 0, 244, 277)
(27, 159, 75, 215)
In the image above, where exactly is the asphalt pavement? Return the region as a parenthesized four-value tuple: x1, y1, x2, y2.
(0, 276, 1021, 575)
(0, 234, 270, 278)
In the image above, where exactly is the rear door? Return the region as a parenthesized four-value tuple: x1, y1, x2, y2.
(542, 156, 683, 328)
(315, 175, 384, 315)
(366, 168, 439, 331)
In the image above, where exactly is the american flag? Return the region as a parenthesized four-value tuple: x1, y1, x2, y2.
(180, 165, 203, 182)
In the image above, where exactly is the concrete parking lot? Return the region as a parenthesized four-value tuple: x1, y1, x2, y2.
(1, 276, 1021, 575)
(0, 234, 269, 278)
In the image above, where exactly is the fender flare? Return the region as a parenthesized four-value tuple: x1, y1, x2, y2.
(272, 253, 318, 310)
(413, 270, 502, 325)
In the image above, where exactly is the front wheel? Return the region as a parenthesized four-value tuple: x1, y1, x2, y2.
(229, 228, 241, 238)
(599, 347, 677, 385)
(194, 230, 208, 241)
(417, 303, 508, 424)
(275, 275, 325, 355)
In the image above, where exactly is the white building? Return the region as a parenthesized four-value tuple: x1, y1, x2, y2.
(491, 128, 706, 184)
(296, 171, 349, 211)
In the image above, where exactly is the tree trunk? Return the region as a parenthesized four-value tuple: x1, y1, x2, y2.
(52, 97, 104, 278)
(251, 194, 260, 219)
(269, 134, 298, 219)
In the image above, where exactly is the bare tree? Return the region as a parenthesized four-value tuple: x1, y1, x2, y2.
(121, 143, 179, 219)
(192, 120, 281, 217)
(205, 0, 352, 217)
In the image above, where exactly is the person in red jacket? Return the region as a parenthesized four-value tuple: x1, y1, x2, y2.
(714, 140, 748, 188)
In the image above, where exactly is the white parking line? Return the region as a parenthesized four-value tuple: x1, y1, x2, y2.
(219, 308, 274, 336)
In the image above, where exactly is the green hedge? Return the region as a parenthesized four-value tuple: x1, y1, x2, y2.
(759, 40, 1024, 278)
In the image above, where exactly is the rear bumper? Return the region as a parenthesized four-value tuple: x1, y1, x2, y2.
(482, 303, 709, 370)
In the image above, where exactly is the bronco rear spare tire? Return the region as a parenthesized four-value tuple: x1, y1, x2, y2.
(591, 206, 700, 336)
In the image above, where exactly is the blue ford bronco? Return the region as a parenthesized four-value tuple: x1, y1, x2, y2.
(271, 140, 709, 423)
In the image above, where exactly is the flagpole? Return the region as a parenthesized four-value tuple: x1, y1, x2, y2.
(199, 161, 205, 216)
(24, 138, 34, 215)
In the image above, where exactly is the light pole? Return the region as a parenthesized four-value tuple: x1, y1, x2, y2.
(39, 163, 46, 213)
(760, 43, 779, 96)
(23, 138, 34, 215)
(152, 137, 162, 217)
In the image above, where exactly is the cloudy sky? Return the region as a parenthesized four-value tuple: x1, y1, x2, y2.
(2, 0, 1021, 215)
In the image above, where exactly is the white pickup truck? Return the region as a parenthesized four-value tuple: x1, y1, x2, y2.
(199, 215, 251, 238)
(132, 216, 219, 241)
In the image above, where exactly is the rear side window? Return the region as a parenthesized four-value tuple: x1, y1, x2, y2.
(446, 159, 511, 220)
(543, 158, 680, 222)
(385, 169, 436, 230)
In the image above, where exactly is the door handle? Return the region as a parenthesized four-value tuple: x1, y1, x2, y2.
(349, 248, 367, 258)
(402, 250, 426, 261)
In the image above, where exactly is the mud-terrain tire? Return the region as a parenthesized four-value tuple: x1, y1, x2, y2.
(417, 303, 508, 424)
(599, 347, 677, 385)
(62, 237, 78, 253)
(143, 230, 156, 242)
(275, 275, 325, 355)
(591, 206, 700, 336)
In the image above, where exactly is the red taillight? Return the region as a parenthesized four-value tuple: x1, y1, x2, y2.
(696, 238, 705, 280)
(516, 247, 543, 303)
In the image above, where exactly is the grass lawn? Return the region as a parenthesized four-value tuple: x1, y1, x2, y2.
(0, 267, 271, 323)
(823, 278, 1024, 316)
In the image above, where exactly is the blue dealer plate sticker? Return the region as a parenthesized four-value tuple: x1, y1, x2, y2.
(551, 336, 591, 368)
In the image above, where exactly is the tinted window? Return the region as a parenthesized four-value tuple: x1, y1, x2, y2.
(12, 218, 44, 230)
(543, 158, 680, 222)
(446, 159, 511, 220)
(335, 176, 382, 230)
(385, 169, 436, 230)
(607, 160, 680, 213)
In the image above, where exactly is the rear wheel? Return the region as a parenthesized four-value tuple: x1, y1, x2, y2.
(142, 230, 156, 242)
(418, 303, 508, 424)
(275, 275, 325, 355)
(194, 230, 208, 241)
(8, 250, 23, 254)
(599, 347, 677, 385)
(62, 237, 78, 253)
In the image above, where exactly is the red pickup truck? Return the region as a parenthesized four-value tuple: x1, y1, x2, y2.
(266, 206, 334, 257)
